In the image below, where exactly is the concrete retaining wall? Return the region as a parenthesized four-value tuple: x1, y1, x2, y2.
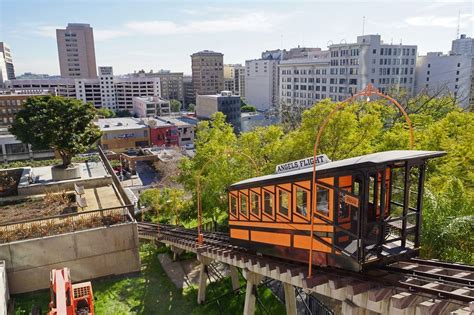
(0, 222, 140, 294)
(18, 175, 112, 196)
(0, 261, 8, 315)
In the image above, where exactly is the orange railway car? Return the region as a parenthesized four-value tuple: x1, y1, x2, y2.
(228, 150, 444, 271)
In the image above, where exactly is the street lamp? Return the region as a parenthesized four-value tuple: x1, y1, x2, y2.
(307, 83, 414, 277)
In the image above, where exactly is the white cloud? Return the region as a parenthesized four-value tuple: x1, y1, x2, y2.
(405, 14, 473, 28)
(94, 29, 130, 40)
(32, 25, 62, 38)
(31, 11, 290, 41)
(125, 12, 286, 35)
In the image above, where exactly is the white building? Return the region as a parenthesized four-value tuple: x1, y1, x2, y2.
(8, 67, 161, 112)
(75, 78, 101, 108)
(245, 58, 280, 111)
(278, 35, 417, 108)
(133, 96, 170, 117)
(114, 76, 160, 111)
(451, 34, 474, 56)
(99, 66, 116, 109)
(0, 42, 15, 80)
(416, 52, 473, 108)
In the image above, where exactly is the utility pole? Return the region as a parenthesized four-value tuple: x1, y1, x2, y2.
(362, 16, 366, 35)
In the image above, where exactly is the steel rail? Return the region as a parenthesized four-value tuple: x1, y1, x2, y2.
(137, 222, 474, 304)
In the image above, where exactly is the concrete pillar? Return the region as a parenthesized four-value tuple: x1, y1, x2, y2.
(283, 283, 297, 315)
(342, 300, 368, 315)
(229, 265, 240, 291)
(197, 255, 213, 305)
(170, 246, 183, 261)
(243, 270, 264, 315)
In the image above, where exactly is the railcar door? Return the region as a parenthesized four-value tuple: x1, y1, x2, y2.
(334, 174, 362, 258)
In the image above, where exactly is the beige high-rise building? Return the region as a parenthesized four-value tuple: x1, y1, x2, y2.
(56, 23, 97, 78)
(191, 50, 224, 97)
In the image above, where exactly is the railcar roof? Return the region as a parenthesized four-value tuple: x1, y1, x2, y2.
(230, 150, 445, 188)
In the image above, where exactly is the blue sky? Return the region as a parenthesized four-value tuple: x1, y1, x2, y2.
(1, 0, 473, 75)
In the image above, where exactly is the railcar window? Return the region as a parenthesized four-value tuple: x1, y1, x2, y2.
(353, 180, 361, 195)
(264, 191, 273, 216)
(278, 190, 290, 216)
(251, 192, 259, 216)
(240, 194, 248, 216)
(296, 187, 308, 217)
(230, 195, 237, 215)
(316, 187, 329, 216)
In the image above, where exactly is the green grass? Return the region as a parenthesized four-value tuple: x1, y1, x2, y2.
(12, 242, 285, 315)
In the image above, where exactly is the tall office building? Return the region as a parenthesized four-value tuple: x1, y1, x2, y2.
(56, 23, 97, 78)
(133, 70, 184, 103)
(278, 35, 417, 107)
(245, 58, 280, 111)
(183, 75, 195, 107)
(451, 34, 474, 56)
(0, 42, 15, 80)
(415, 52, 473, 109)
(191, 50, 224, 97)
(224, 64, 245, 96)
(98, 66, 116, 109)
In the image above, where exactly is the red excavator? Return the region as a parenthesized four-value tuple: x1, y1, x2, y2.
(48, 267, 94, 315)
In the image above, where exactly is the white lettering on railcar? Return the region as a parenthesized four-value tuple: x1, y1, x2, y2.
(275, 154, 331, 174)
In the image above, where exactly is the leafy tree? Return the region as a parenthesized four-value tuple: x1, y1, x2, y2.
(9, 96, 101, 168)
(170, 99, 181, 112)
(188, 103, 195, 112)
(139, 188, 190, 225)
(96, 108, 115, 118)
(174, 94, 473, 263)
(241, 105, 256, 112)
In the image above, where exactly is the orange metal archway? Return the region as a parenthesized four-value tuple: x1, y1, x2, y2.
(308, 83, 414, 277)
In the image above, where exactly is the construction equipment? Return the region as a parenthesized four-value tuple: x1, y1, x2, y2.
(48, 267, 94, 315)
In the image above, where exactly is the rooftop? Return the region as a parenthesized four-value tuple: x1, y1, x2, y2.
(96, 117, 148, 131)
(157, 116, 198, 127)
(191, 50, 223, 56)
(133, 96, 169, 103)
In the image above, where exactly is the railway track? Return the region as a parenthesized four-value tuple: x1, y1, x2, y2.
(137, 222, 474, 304)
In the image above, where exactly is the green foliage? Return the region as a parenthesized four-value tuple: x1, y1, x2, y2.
(421, 178, 474, 264)
(12, 243, 286, 314)
(9, 96, 101, 167)
(139, 188, 191, 225)
(177, 94, 473, 263)
(241, 105, 256, 112)
(170, 99, 182, 112)
(188, 103, 195, 111)
(96, 107, 116, 118)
